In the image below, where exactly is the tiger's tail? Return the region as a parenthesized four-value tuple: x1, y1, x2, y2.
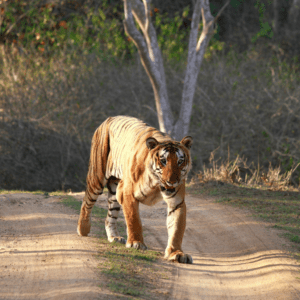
(77, 118, 111, 236)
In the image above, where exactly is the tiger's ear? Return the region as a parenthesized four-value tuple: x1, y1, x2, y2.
(180, 136, 193, 150)
(146, 137, 159, 150)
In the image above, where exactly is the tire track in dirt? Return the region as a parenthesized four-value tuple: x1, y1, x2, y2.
(140, 195, 300, 300)
(1, 192, 300, 300)
(0, 194, 113, 300)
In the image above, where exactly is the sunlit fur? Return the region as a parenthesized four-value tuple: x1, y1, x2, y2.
(77, 116, 193, 263)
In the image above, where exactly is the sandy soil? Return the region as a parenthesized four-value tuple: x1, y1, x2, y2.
(0, 192, 300, 300)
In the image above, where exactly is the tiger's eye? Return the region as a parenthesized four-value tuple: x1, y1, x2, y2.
(160, 158, 167, 165)
(178, 159, 184, 165)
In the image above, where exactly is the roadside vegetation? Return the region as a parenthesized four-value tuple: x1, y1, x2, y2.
(187, 157, 300, 256)
(1, 0, 300, 191)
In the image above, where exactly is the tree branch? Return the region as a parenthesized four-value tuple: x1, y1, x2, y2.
(173, 0, 229, 140)
(123, 0, 174, 133)
(123, 0, 149, 60)
(141, 0, 150, 37)
(214, 0, 230, 23)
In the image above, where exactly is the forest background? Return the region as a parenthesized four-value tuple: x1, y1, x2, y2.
(0, 0, 299, 191)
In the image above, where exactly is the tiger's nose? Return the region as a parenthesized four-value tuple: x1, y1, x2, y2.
(166, 181, 179, 187)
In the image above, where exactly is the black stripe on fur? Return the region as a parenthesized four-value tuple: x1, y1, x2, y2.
(168, 201, 184, 216)
(109, 207, 121, 211)
(108, 213, 117, 219)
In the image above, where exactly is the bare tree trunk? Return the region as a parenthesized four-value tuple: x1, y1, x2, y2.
(123, 0, 174, 134)
(123, 0, 229, 140)
(173, 0, 214, 140)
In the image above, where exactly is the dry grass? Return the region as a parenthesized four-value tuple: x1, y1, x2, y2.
(0, 45, 299, 190)
(187, 160, 300, 251)
(195, 155, 299, 192)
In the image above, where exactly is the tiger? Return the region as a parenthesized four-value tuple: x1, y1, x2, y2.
(77, 116, 193, 264)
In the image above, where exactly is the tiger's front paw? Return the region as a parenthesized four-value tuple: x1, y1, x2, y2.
(165, 249, 193, 264)
(126, 241, 147, 250)
(108, 236, 126, 244)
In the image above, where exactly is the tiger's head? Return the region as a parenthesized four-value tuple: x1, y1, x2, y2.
(146, 136, 193, 196)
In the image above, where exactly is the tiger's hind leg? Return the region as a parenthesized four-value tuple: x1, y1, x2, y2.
(77, 179, 106, 236)
(78, 119, 110, 236)
(105, 177, 126, 244)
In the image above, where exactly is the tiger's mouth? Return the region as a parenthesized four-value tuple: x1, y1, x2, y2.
(160, 185, 176, 195)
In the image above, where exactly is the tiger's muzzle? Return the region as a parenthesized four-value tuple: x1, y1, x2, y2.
(160, 185, 176, 196)
(166, 180, 179, 187)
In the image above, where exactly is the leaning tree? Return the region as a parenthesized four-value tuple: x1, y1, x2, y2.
(123, 0, 229, 140)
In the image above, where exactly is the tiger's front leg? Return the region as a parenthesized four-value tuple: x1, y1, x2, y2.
(117, 181, 147, 250)
(164, 196, 193, 264)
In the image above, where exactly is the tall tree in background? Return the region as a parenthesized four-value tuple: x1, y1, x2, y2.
(123, 0, 228, 140)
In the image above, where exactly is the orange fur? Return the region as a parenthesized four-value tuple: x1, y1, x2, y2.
(77, 116, 193, 263)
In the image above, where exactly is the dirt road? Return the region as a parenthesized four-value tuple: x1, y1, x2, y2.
(0, 192, 300, 299)
(0, 193, 107, 300)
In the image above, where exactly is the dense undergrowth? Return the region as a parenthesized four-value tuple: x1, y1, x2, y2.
(0, 1, 299, 191)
